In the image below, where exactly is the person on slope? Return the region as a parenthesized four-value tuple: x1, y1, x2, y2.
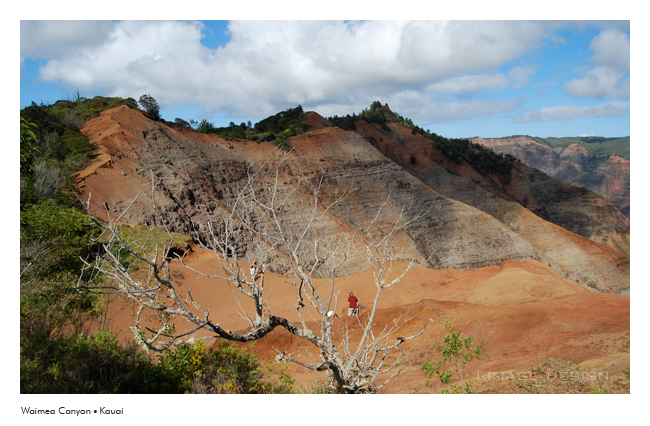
(348, 292, 359, 316)
(250, 259, 259, 281)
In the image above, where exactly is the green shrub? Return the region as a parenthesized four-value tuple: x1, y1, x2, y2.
(422, 321, 486, 394)
(158, 340, 294, 394)
(20, 329, 182, 394)
(20, 200, 98, 279)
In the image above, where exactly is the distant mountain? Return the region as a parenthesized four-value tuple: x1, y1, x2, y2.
(473, 136, 630, 218)
(76, 104, 629, 294)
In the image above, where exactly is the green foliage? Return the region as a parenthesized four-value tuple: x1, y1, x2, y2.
(96, 224, 193, 275)
(254, 105, 307, 135)
(173, 117, 192, 129)
(21, 320, 295, 393)
(20, 329, 183, 393)
(422, 321, 486, 394)
(24, 95, 138, 127)
(192, 106, 306, 150)
(138, 94, 161, 120)
(158, 340, 294, 394)
(590, 385, 610, 394)
(20, 200, 98, 280)
(20, 100, 104, 206)
(433, 137, 515, 183)
(20, 117, 40, 177)
(20, 274, 104, 346)
(20, 201, 103, 358)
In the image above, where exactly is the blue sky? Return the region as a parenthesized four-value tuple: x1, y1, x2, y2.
(19, 18, 631, 139)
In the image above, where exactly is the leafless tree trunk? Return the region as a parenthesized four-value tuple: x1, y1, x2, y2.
(79, 150, 427, 393)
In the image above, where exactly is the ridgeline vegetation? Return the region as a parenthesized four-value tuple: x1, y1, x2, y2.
(531, 135, 630, 161)
(176, 105, 308, 150)
(329, 101, 516, 184)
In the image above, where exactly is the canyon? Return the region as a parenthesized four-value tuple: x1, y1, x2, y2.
(77, 105, 630, 392)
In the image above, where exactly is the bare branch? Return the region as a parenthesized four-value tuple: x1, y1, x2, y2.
(80, 150, 430, 393)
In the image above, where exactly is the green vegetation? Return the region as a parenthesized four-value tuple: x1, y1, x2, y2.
(138, 94, 161, 120)
(97, 224, 194, 274)
(20, 95, 293, 394)
(20, 200, 99, 281)
(21, 329, 177, 393)
(19, 95, 140, 206)
(20, 117, 40, 176)
(330, 101, 516, 184)
(158, 340, 294, 394)
(421, 321, 486, 394)
(180, 105, 307, 150)
(21, 330, 292, 394)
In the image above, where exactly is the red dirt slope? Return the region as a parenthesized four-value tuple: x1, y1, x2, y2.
(101, 251, 629, 394)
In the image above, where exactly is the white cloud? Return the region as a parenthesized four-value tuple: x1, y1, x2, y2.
(426, 74, 509, 95)
(37, 21, 210, 95)
(590, 29, 630, 72)
(425, 65, 538, 95)
(507, 65, 539, 89)
(386, 90, 524, 125)
(20, 20, 114, 61)
(564, 66, 629, 99)
(23, 20, 558, 120)
(515, 101, 630, 123)
(564, 29, 629, 99)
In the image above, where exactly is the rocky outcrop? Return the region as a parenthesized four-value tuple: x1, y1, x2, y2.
(78, 106, 629, 294)
(474, 136, 630, 218)
(349, 121, 629, 293)
(575, 155, 630, 217)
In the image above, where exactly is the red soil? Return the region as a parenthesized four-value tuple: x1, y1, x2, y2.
(101, 250, 630, 394)
(78, 107, 629, 393)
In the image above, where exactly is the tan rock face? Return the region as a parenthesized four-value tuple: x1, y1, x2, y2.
(78, 106, 629, 294)
(575, 155, 630, 217)
(474, 136, 630, 218)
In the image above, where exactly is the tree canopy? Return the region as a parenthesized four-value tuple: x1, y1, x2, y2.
(138, 94, 161, 120)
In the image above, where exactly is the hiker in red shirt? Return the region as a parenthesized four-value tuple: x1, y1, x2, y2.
(348, 292, 359, 316)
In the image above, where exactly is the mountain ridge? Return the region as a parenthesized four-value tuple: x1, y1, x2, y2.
(473, 135, 630, 217)
(76, 105, 629, 295)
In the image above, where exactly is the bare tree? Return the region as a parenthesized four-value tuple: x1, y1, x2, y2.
(80, 151, 427, 393)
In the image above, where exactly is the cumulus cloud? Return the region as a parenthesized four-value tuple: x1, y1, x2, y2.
(386, 90, 524, 125)
(564, 29, 629, 99)
(564, 66, 630, 99)
(20, 20, 114, 61)
(426, 74, 509, 95)
(22, 19, 629, 131)
(590, 29, 630, 72)
(515, 101, 630, 123)
(425, 65, 538, 95)
(36, 21, 210, 95)
(22, 20, 556, 120)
